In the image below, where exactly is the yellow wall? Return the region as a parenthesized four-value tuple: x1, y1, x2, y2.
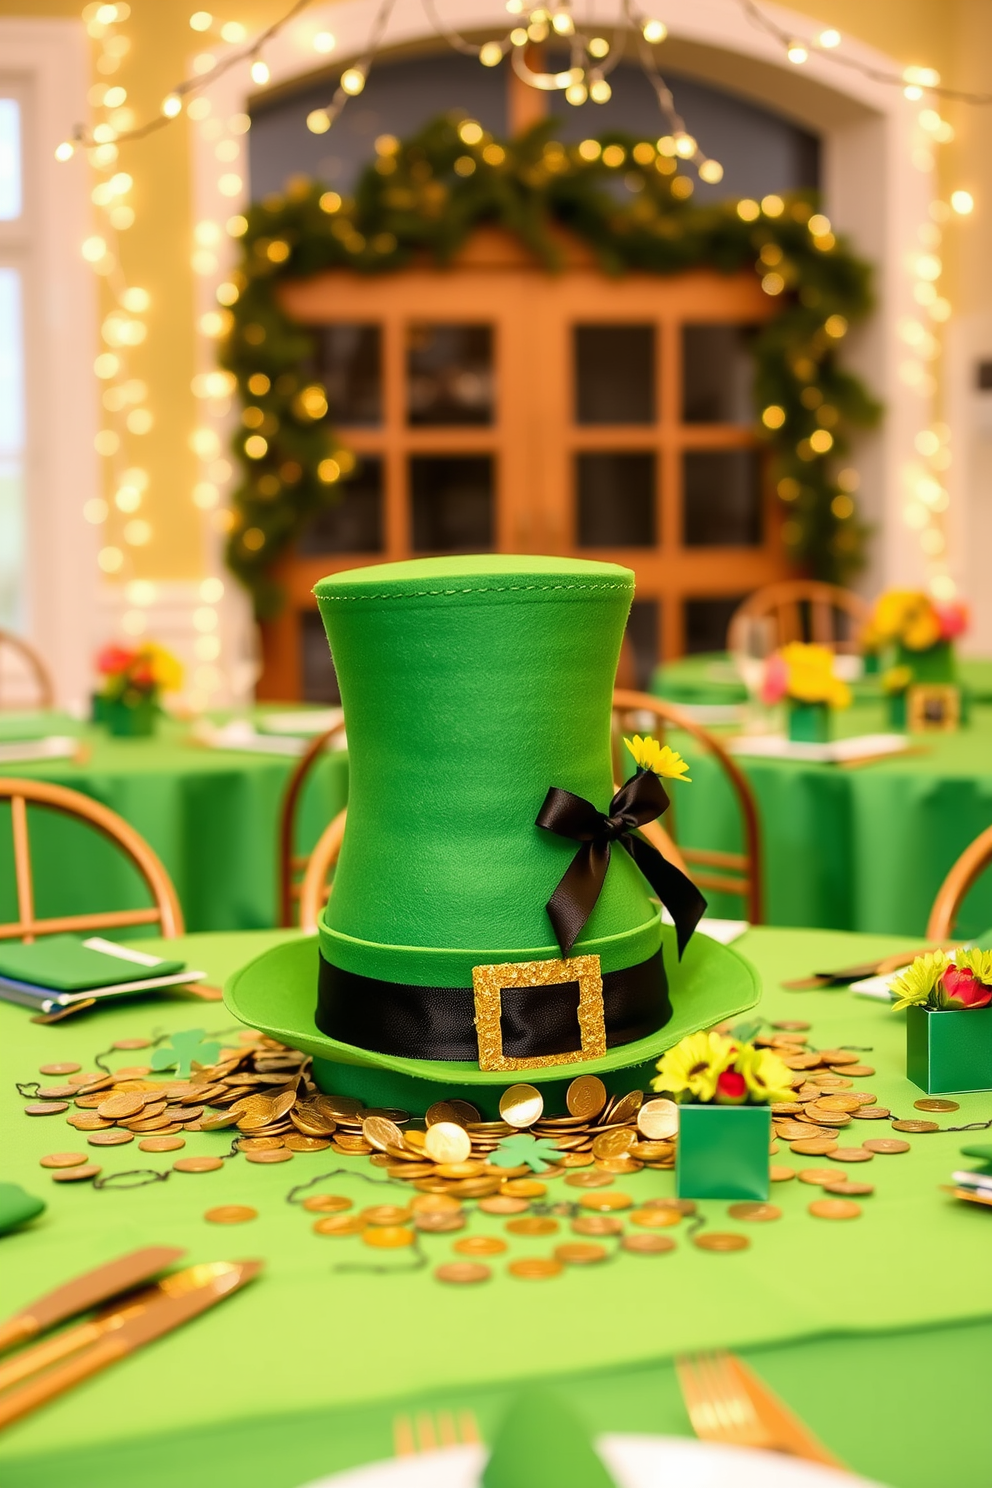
(3, 0, 988, 578)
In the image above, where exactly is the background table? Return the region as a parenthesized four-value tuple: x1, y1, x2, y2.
(651, 653, 992, 708)
(0, 715, 348, 933)
(1, 925, 990, 1488)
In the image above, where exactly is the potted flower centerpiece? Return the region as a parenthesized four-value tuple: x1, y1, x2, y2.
(890, 950, 992, 1095)
(864, 590, 969, 730)
(94, 643, 182, 737)
(653, 1029, 793, 1200)
(760, 643, 851, 744)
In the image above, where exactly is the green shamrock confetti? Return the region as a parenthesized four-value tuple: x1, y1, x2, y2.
(150, 1028, 221, 1078)
(492, 1133, 561, 1173)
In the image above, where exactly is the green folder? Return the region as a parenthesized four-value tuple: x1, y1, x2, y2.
(0, 935, 184, 992)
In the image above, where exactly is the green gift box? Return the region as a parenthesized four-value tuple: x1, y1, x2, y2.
(676, 1103, 770, 1200)
(787, 700, 830, 744)
(906, 1006, 992, 1094)
(103, 696, 158, 738)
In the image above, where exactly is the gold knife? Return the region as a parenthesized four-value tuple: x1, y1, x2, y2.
(0, 1259, 261, 1430)
(0, 1246, 186, 1356)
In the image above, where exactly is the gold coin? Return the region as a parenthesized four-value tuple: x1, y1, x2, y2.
(914, 1098, 959, 1113)
(556, 1152, 594, 1168)
(818, 1049, 858, 1066)
(798, 1167, 837, 1185)
(591, 1128, 638, 1160)
(410, 1192, 462, 1213)
(414, 1210, 465, 1232)
(37, 1084, 83, 1100)
(361, 1204, 412, 1226)
(362, 1115, 404, 1151)
(204, 1205, 258, 1224)
(500, 1178, 546, 1198)
(39, 1152, 88, 1168)
(775, 1122, 817, 1141)
(822, 1179, 874, 1197)
(39, 1061, 82, 1075)
(173, 1156, 224, 1173)
(596, 1155, 644, 1175)
(566, 1075, 607, 1120)
(790, 1138, 838, 1156)
(809, 1198, 861, 1219)
(727, 1202, 781, 1222)
(840, 1064, 875, 1077)
(435, 1261, 490, 1284)
(499, 1084, 544, 1129)
(773, 1019, 810, 1031)
(828, 1148, 874, 1163)
(891, 1119, 939, 1133)
(24, 1102, 69, 1116)
(565, 1170, 614, 1189)
(97, 1092, 146, 1119)
(629, 1206, 680, 1229)
(693, 1232, 750, 1252)
(812, 1094, 862, 1113)
(478, 1195, 530, 1214)
(447, 1176, 502, 1198)
(244, 1147, 293, 1164)
(622, 1232, 676, 1254)
(139, 1135, 185, 1152)
(862, 1138, 911, 1154)
(282, 1134, 331, 1153)
(313, 1214, 365, 1236)
(424, 1101, 464, 1127)
(850, 1106, 891, 1120)
(362, 1225, 415, 1248)
(635, 1140, 675, 1162)
(555, 1241, 608, 1265)
(424, 1121, 471, 1165)
(636, 1098, 679, 1140)
(87, 1130, 134, 1147)
(506, 1216, 558, 1236)
(579, 1190, 632, 1212)
(454, 1235, 507, 1256)
(508, 1256, 562, 1280)
(608, 1090, 644, 1124)
(769, 1165, 797, 1183)
(51, 1164, 101, 1183)
(434, 1160, 486, 1179)
(572, 1213, 624, 1236)
(643, 1196, 696, 1214)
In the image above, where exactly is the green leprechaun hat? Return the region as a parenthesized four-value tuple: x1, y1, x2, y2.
(225, 555, 759, 1114)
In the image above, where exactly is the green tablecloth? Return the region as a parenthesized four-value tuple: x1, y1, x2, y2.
(652, 653, 992, 708)
(0, 717, 348, 933)
(1, 926, 990, 1487)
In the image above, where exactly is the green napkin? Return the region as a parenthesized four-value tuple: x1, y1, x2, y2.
(482, 1390, 616, 1488)
(0, 1183, 46, 1236)
(0, 935, 184, 992)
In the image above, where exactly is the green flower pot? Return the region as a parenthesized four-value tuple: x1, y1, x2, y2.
(90, 692, 109, 725)
(863, 651, 880, 676)
(896, 639, 956, 685)
(103, 696, 158, 738)
(886, 692, 908, 731)
(676, 1103, 771, 1201)
(787, 700, 830, 744)
(906, 1005, 992, 1094)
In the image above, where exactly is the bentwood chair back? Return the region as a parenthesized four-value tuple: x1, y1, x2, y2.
(728, 581, 870, 656)
(298, 808, 348, 934)
(926, 825, 992, 942)
(612, 689, 764, 923)
(0, 778, 184, 942)
(277, 722, 348, 927)
(0, 631, 55, 710)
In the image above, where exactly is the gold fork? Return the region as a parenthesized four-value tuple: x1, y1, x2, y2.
(393, 1408, 481, 1456)
(676, 1350, 843, 1467)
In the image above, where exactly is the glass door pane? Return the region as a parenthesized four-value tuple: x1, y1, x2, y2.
(406, 324, 494, 425)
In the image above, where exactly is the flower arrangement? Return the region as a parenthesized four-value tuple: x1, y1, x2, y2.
(96, 643, 183, 703)
(652, 1028, 794, 1105)
(760, 642, 852, 710)
(863, 590, 969, 654)
(890, 950, 992, 1012)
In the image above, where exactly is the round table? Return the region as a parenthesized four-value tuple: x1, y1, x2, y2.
(651, 652, 992, 708)
(0, 924, 988, 1487)
(0, 714, 348, 932)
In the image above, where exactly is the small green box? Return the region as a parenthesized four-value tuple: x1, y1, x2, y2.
(787, 701, 830, 744)
(676, 1104, 771, 1201)
(906, 1006, 992, 1094)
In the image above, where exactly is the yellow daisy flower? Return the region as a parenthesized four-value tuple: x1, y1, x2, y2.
(652, 1029, 737, 1102)
(780, 643, 851, 708)
(735, 1045, 794, 1105)
(889, 950, 948, 1012)
(624, 734, 691, 782)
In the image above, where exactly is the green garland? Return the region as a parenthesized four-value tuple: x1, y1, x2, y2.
(221, 114, 881, 618)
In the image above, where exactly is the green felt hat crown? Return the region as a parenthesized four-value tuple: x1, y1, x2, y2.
(314, 554, 659, 986)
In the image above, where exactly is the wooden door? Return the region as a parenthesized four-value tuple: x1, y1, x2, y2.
(261, 229, 793, 699)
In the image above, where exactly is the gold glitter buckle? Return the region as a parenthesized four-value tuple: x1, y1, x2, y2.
(470, 955, 606, 1073)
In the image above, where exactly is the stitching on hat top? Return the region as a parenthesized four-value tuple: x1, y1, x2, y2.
(319, 581, 632, 602)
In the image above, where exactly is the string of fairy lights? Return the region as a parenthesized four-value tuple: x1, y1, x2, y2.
(59, 0, 986, 661)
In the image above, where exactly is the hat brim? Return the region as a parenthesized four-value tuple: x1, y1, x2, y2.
(224, 926, 760, 1095)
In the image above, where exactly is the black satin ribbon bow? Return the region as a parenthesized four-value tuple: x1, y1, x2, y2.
(536, 770, 707, 960)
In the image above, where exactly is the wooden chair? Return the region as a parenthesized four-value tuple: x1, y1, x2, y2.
(612, 689, 764, 923)
(727, 581, 870, 656)
(927, 825, 992, 942)
(0, 631, 54, 710)
(0, 778, 184, 942)
(298, 808, 347, 933)
(277, 722, 348, 927)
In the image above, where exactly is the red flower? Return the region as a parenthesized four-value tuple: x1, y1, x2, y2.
(934, 601, 969, 642)
(96, 645, 135, 675)
(760, 653, 788, 705)
(940, 964, 992, 1010)
(715, 1068, 748, 1105)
